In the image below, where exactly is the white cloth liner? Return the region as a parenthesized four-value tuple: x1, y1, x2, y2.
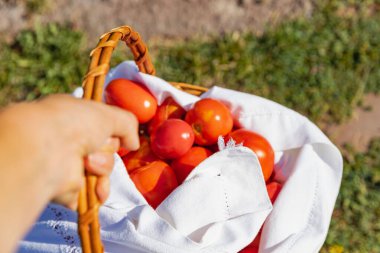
(19, 61, 343, 253)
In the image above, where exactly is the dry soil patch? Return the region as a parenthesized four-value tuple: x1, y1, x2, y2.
(324, 93, 380, 152)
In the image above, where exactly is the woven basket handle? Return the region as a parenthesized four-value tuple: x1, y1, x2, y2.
(78, 26, 155, 253)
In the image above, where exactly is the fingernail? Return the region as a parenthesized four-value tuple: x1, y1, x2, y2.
(129, 136, 140, 151)
(122, 141, 139, 151)
(96, 178, 110, 204)
(88, 153, 107, 168)
(129, 141, 140, 151)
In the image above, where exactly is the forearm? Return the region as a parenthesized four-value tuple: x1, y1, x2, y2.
(0, 103, 55, 252)
(0, 94, 139, 252)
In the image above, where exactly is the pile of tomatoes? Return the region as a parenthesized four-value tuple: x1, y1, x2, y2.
(105, 78, 282, 252)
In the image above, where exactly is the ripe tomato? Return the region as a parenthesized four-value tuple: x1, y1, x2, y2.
(207, 143, 220, 153)
(105, 78, 157, 123)
(117, 147, 129, 158)
(171, 146, 213, 184)
(239, 182, 282, 252)
(266, 181, 282, 203)
(148, 97, 186, 135)
(228, 129, 274, 182)
(239, 246, 258, 253)
(185, 98, 233, 146)
(122, 136, 159, 173)
(151, 119, 194, 159)
(129, 160, 178, 208)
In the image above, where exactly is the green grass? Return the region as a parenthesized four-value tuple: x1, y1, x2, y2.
(321, 138, 380, 253)
(1, 1, 380, 125)
(0, 23, 87, 104)
(154, 2, 380, 123)
(0, 3, 380, 251)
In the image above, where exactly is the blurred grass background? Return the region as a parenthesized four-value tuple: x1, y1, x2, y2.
(0, 0, 379, 252)
(322, 139, 380, 253)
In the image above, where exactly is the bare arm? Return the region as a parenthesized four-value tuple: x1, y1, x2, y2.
(0, 94, 139, 252)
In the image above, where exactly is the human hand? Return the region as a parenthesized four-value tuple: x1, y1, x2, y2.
(0, 94, 139, 252)
(52, 136, 121, 209)
(37, 94, 140, 209)
(0, 94, 139, 210)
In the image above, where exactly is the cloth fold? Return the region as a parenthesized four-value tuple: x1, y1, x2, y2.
(19, 61, 342, 253)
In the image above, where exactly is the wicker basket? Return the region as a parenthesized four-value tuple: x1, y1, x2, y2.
(79, 25, 208, 253)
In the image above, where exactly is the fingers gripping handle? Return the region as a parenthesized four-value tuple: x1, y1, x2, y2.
(79, 26, 155, 253)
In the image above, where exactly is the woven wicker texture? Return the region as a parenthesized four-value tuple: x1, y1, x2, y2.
(79, 25, 207, 253)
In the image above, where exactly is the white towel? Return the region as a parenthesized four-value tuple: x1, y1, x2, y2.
(19, 61, 343, 253)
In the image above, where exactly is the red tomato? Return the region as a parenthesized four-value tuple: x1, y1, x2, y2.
(129, 161, 178, 208)
(148, 97, 186, 135)
(240, 181, 283, 251)
(122, 136, 159, 173)
(105, 78, 157, 123)
(266, 181, 282, 203)
(228, 129, 274, 182)
(185, 98, 233, 146)
(171, 147, 213, 184)
(239, 246, 259, 253)
(207, 143, 220, 153)
(117, 147, 129, 158)
(151, 119, 194, 159)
